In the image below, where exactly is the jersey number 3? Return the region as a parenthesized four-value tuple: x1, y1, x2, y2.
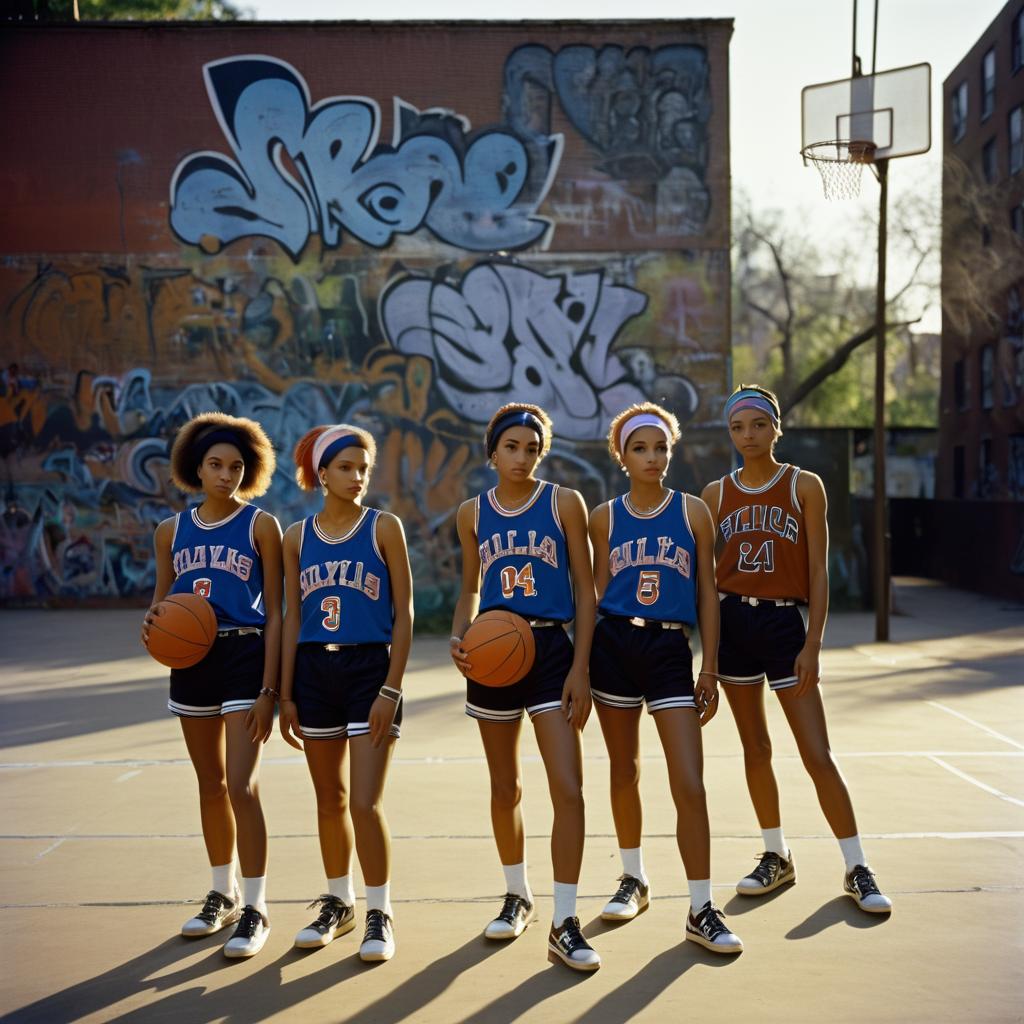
(500, 562, 537, 599)
(636, 570, 660, 606)
(321, 596, 341, 631)
(738, 540, 775, 574)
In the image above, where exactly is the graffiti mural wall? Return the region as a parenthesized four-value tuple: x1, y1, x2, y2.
(0, 22, 732, 619)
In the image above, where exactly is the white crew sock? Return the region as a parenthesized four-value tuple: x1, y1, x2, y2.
(838, 834, 869, 872)
(620, 847, 649, 886)
(366, 882, 393, 919)
(211, 862, 236, 899)
(328, 875, 355, 906)
(502, 862, 533, 902)
(242, 875, 268, 917)
(552, 881, 578, 927)
(762, 827, 790, 859)
(688, 878, 712, 912)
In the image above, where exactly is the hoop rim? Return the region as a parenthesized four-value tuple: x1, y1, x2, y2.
(800, 138, 877, 165)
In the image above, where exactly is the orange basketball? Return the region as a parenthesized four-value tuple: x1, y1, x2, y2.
(462, 610, 536, 687)
(146, 593, 218, 669)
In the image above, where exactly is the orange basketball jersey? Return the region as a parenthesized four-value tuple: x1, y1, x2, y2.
(714, 464, 809, 603)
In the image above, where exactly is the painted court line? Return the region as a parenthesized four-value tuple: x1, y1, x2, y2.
(927, 756, 1024, 808)
(926, 701, 1024, 751)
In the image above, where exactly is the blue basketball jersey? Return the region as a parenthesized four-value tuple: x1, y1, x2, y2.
(477, 480, 575, 622)
(600, 490, 698, 625)
(298, 509, 393, 644)
(170, 503, 265, 629)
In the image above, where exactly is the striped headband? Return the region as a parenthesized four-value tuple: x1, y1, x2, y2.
(313, 425, 365, 471)
(724, 390, 780, 426)
(617, 413, 672, 452)
(487, 410, 545, 456)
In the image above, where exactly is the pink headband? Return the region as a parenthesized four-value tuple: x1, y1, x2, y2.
(312, 425, 363, 471)
(618, 413, 671, 452)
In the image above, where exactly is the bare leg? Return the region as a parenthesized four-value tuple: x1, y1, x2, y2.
(477, 718, 526, 865)
(653, 709, 710, 879)
(180, 716, 234, 868)
(722, 682, 782, 829)
(776, 686, 858, 838)
(594, 703, 643, 849)
(303, 738, 354, 879)
(223, 712, 268, 878)
(531, 712, 585, 883)
(348, 735, 396, 887)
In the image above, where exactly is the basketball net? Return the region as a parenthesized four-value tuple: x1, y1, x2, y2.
(801, 140, 877, 200)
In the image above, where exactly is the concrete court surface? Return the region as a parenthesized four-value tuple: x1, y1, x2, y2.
(1, 578, 1022, 1024)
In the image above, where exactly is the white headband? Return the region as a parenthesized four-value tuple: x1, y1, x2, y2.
(618, 413, 671, 452)
(312, 425, 363, 472)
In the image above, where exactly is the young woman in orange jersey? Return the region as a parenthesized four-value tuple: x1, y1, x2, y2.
(701, 386, 891, 913)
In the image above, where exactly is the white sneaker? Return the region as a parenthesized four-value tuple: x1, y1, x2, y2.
(181, 888, 241, 937)
(685, 901, 743, 954)
(484, 893, 536, 940)
(294, 895, 356, 948)
(547, 917, 601, 972)
(844, 865, 893, 913)
(601, 875, 651, 921)
(223, 905, 271, 958)
(359, 909, 395, 962)
(736, 851, 796, 896)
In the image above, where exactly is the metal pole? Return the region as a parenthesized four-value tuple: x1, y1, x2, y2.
(852, 0, 859, 77)
(872, 0, 879, 73)
(873, 157, 889, 641)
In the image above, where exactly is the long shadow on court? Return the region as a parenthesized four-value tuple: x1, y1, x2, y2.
(785, 896, 889, 939)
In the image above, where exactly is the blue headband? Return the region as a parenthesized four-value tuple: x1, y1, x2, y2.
(193, 427, 249, 461)
(487, 411, 545, 456)
(318, 434, 364, 470)
(724, 390, 780, 425)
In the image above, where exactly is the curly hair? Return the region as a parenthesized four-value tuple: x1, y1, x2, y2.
(607, 402, 682, 466)
(484, 402, 554, 459)
(169, 412, 276, 499)
(293, 424, 378, 492)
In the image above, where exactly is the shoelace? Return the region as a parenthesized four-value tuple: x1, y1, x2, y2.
(692, 904, 730, 940)
(555, 917, 590, 954)
(610, 876, 642, 905)
(749, 852, 782, 886)
(307, 895, 345, 930)
(850, 865, 880, 896)
(496, 893, 527, 925)
(364, 909, 389, 942)
(196, 890, 231, 924)
(234, 906, 263, 940)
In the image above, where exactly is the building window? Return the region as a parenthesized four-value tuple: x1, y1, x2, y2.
(1013, 202, 1024, 237)
(983, 138, 998, 182)
(1014, 8, 1024, 73)
(954, 357, 969, 410)
(1011, 106, 1024, 174)
(981, 346, 995, 409)
(953, 445, 965, 499)
(982, 49, 996, 120)
(979, 438, 994, 498)
(951, 82, 968, 142)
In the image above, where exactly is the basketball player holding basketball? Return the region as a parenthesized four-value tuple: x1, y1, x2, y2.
(142, 413, 283, 957)
(588, 403, 743, 954)
(279, 424, 413, 962)
(450, 403, 601, 972)
(701, 386, 891, 913)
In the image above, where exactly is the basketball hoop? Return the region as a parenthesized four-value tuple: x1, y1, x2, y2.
(801, 139, 877, 200)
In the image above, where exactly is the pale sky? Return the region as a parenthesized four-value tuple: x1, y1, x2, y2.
(244, 0, 1006, 332)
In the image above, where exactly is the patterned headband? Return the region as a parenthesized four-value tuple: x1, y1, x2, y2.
(724, 390, 780, 426)
(313, 426, 365, 470)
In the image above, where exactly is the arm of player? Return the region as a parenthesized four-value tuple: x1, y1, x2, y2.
(559, 487, 595, 731)
(246, 511, 283, 745)
(689, 496, 721, 726)
(794, 472, 829, 697)
(369, 513, 414, 748)
(450, 499, 482, 676)
(278, 523, 304, 751)
(142, 517, 175, 648)
(589, 502, 611, 604)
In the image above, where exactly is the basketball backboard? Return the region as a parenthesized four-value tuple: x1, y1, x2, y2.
(801, 62, 931, 163)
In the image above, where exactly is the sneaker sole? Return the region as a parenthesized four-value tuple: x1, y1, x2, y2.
(223, 928, 271, 959)
(547, 944, 601, 972)
(844, 890, 892, 914)
(735, 871, 796, 897)
(181, 907, 242, 938)
(359, 946, 395, 962)
(294, 916, 357, 948)
(600, 895, 651, 922)
(484, 909, 537, 941)
(685, 929, 743, 955)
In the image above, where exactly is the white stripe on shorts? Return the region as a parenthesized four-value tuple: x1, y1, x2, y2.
(767, 675, 798, 691)
(591, 688, 644, 710)
(167, 699, 221, 718)
(647, 696, 697, 713)
(300, 723, 348, 740)
(718, 672, 766, 685)
(465, 703, 524, 723)
(221, 699, 256, 715)
(526, 700, 563, 719)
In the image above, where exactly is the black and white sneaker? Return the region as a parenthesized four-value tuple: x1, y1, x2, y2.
(181, 889, 241, 937)
(359, 909, 395, 962)
(294, 895, 356, 948)
(844, 864, 892, 913)
(685, 901, 743, 954)
(484, 893, 536, 940)
(736, 851, 796, 896)
(601, 875, 651, 921)
(223, 905, 271, 959)
(547, 916, 601, 972)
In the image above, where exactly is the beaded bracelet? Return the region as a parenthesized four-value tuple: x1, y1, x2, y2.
(259, 687, 279, 701)
(379, 685, 403, 703)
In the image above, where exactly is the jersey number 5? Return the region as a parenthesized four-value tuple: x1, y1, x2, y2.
(738, 540, 775, 574)
(636, 570, 660, 606)
(321, 596, 341, 631)
(500, 562, 537, 599)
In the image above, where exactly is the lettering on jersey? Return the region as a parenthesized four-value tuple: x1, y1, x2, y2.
(173, 545, 254, 582)
(300, 560, 381, 602)
(479, 529, 559, 574)
(609, 535, 691, 579)
(719, 505, 799, 545)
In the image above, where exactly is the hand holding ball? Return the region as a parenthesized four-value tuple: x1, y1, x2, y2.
(144, 593, 217, 669)
(459, 610, 536, 687)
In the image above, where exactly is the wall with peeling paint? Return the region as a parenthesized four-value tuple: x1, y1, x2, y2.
(0, 22, 733, 620)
